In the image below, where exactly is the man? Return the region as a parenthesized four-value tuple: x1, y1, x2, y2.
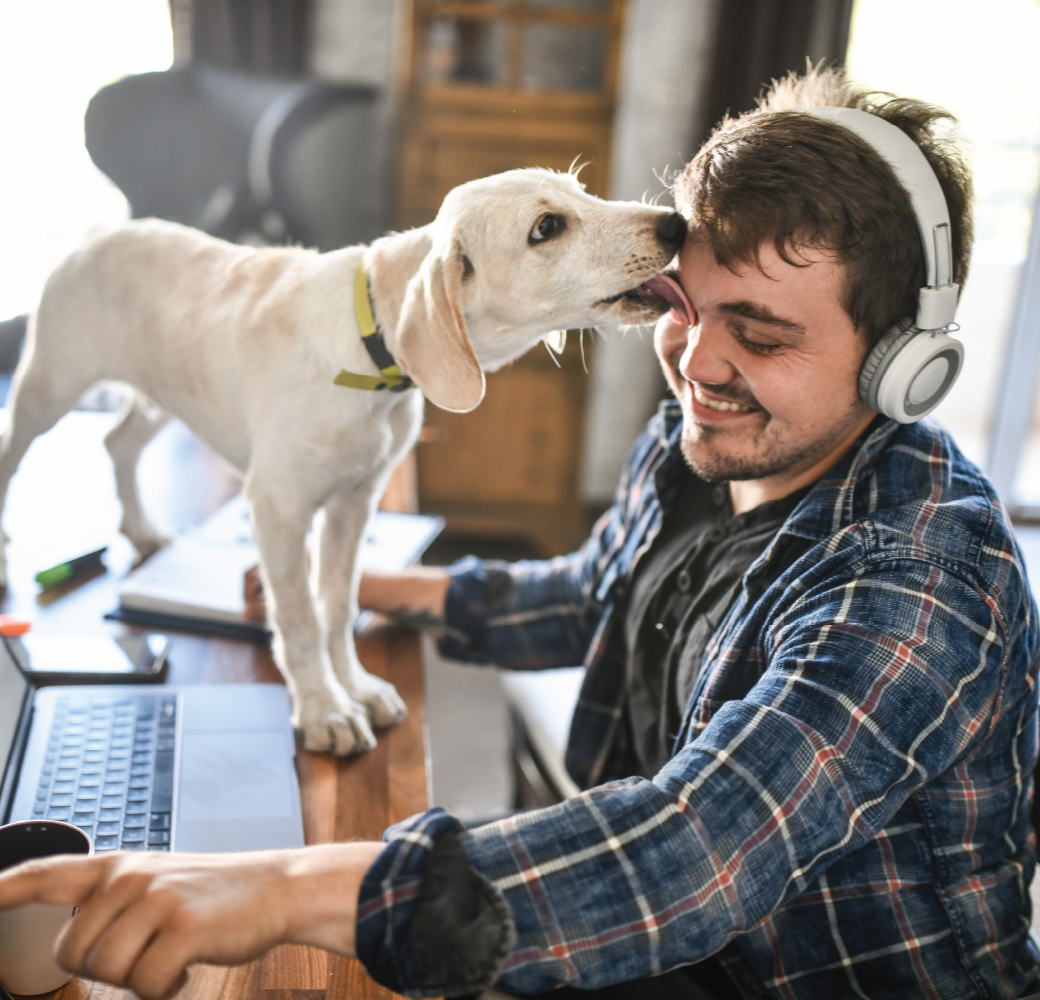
(1, 68, 1037, 1000)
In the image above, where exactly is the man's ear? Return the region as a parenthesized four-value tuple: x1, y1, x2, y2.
(394, 248, 485, 412)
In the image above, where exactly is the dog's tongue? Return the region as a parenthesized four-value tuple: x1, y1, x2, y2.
(641, 274, 693, 325)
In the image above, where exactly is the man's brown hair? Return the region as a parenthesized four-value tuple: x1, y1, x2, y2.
(673, 66, 974, 346)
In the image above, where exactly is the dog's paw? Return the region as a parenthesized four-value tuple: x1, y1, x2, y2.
(293, 691, 377, 756)
(356, 674, 408, 729)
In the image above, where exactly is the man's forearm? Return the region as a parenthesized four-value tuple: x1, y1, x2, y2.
(245, 566, 450, 626)
(358, 567, 450, 628)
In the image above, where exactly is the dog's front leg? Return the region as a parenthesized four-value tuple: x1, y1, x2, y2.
(316, 486, 407, 728)
(246, 480, 376, 755)
(105, 392, 172, 563)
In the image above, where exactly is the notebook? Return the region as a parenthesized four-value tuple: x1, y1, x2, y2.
(0, 641, 305, 854)
(109, 495, 444, 641)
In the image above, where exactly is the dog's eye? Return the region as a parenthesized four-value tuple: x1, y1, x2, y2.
(529, 214, 563, 244)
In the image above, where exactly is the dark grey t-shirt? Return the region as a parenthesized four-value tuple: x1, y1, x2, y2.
(624, 474, 810, 778)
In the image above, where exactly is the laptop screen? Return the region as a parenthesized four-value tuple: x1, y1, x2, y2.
(0, 638, 29, 792)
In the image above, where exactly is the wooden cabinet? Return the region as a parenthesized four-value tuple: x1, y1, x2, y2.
(397, 0, 625, 554)
(397, 0, 625, 226)
(417, 335, 594, 556)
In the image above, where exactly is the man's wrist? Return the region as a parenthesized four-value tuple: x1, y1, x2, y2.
(281, 842, 385, 956)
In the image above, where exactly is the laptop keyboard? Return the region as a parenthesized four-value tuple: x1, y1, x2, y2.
(31, 693, 177, 852)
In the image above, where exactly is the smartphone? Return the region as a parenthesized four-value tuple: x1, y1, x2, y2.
(4, 633, 170, 684)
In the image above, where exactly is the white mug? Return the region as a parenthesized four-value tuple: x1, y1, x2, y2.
(0, 820, 92, 996)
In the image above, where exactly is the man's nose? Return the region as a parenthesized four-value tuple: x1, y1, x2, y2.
(679, 321, 734, 386)
(655, 212, 686, 257)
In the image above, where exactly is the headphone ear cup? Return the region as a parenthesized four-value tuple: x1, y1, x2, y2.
(858, 321, 916, 412)
(860, 323, 964, 423)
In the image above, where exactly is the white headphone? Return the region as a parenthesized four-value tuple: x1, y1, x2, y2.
(807, 106, 964, 424)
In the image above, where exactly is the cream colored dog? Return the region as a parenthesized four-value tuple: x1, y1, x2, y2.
(0, 168, 686, 754)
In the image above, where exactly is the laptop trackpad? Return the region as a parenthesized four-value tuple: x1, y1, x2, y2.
(175, 731, 303, 853)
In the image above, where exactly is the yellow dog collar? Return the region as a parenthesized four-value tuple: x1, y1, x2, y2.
(333, 262, 416, 393)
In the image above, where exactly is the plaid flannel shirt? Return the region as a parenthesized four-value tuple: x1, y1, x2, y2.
(357, 404, 1040, 999)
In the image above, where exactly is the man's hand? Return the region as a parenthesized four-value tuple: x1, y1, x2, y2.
(0, 842, 383, 1000)
(243, 563, 267, 622)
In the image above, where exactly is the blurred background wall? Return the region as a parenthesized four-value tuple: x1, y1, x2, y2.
(578, 0, 718, 507)
(308, 0, 406, 244)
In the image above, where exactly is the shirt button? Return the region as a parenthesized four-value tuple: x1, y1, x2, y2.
(707, 524, 726, 542)
(676, 569, 692, 593)
(712, 485, 727, 506)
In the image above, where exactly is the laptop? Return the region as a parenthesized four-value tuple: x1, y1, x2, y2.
(0, 641, 304, 853)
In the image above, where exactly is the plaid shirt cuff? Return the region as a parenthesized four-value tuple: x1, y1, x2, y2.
(356, 807, 516, 998)
(437, 556, 493, 661)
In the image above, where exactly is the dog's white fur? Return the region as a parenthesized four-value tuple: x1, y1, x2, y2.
(0, 168, 680, 754)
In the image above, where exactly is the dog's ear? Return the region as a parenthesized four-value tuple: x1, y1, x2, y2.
(395, 249, 485, 412)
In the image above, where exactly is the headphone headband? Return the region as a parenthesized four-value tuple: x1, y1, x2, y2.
(806, 106, 959, 330)
(802, 106, 965, 423)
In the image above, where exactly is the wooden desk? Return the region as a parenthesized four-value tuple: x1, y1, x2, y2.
(0, 412, 427, 1000)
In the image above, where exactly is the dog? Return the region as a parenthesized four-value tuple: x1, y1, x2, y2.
(0, 168, 687, 755)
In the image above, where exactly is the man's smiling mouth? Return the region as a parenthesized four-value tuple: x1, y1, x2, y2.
(693, 385, 757, 413)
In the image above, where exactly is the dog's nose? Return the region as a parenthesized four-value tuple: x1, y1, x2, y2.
(655, 212, 687, 255)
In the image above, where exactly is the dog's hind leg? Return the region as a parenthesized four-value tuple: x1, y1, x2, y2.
(0, 317, 100, 587)
(104, 392, 171, 564)
(315, 486, 407, 729)
(246, 473, 377, 755)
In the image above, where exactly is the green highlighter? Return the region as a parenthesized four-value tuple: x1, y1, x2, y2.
(34, 547, 108, 589)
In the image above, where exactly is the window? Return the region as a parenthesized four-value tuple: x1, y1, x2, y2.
(0, 1, 173, 323)
(846, 0, 1040, 508)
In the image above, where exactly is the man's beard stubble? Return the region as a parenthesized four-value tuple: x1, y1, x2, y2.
(680, 417, 838, 483)
(678, 383, 856, 484)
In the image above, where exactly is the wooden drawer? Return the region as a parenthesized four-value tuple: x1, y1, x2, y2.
(417, 338, 592, 554)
